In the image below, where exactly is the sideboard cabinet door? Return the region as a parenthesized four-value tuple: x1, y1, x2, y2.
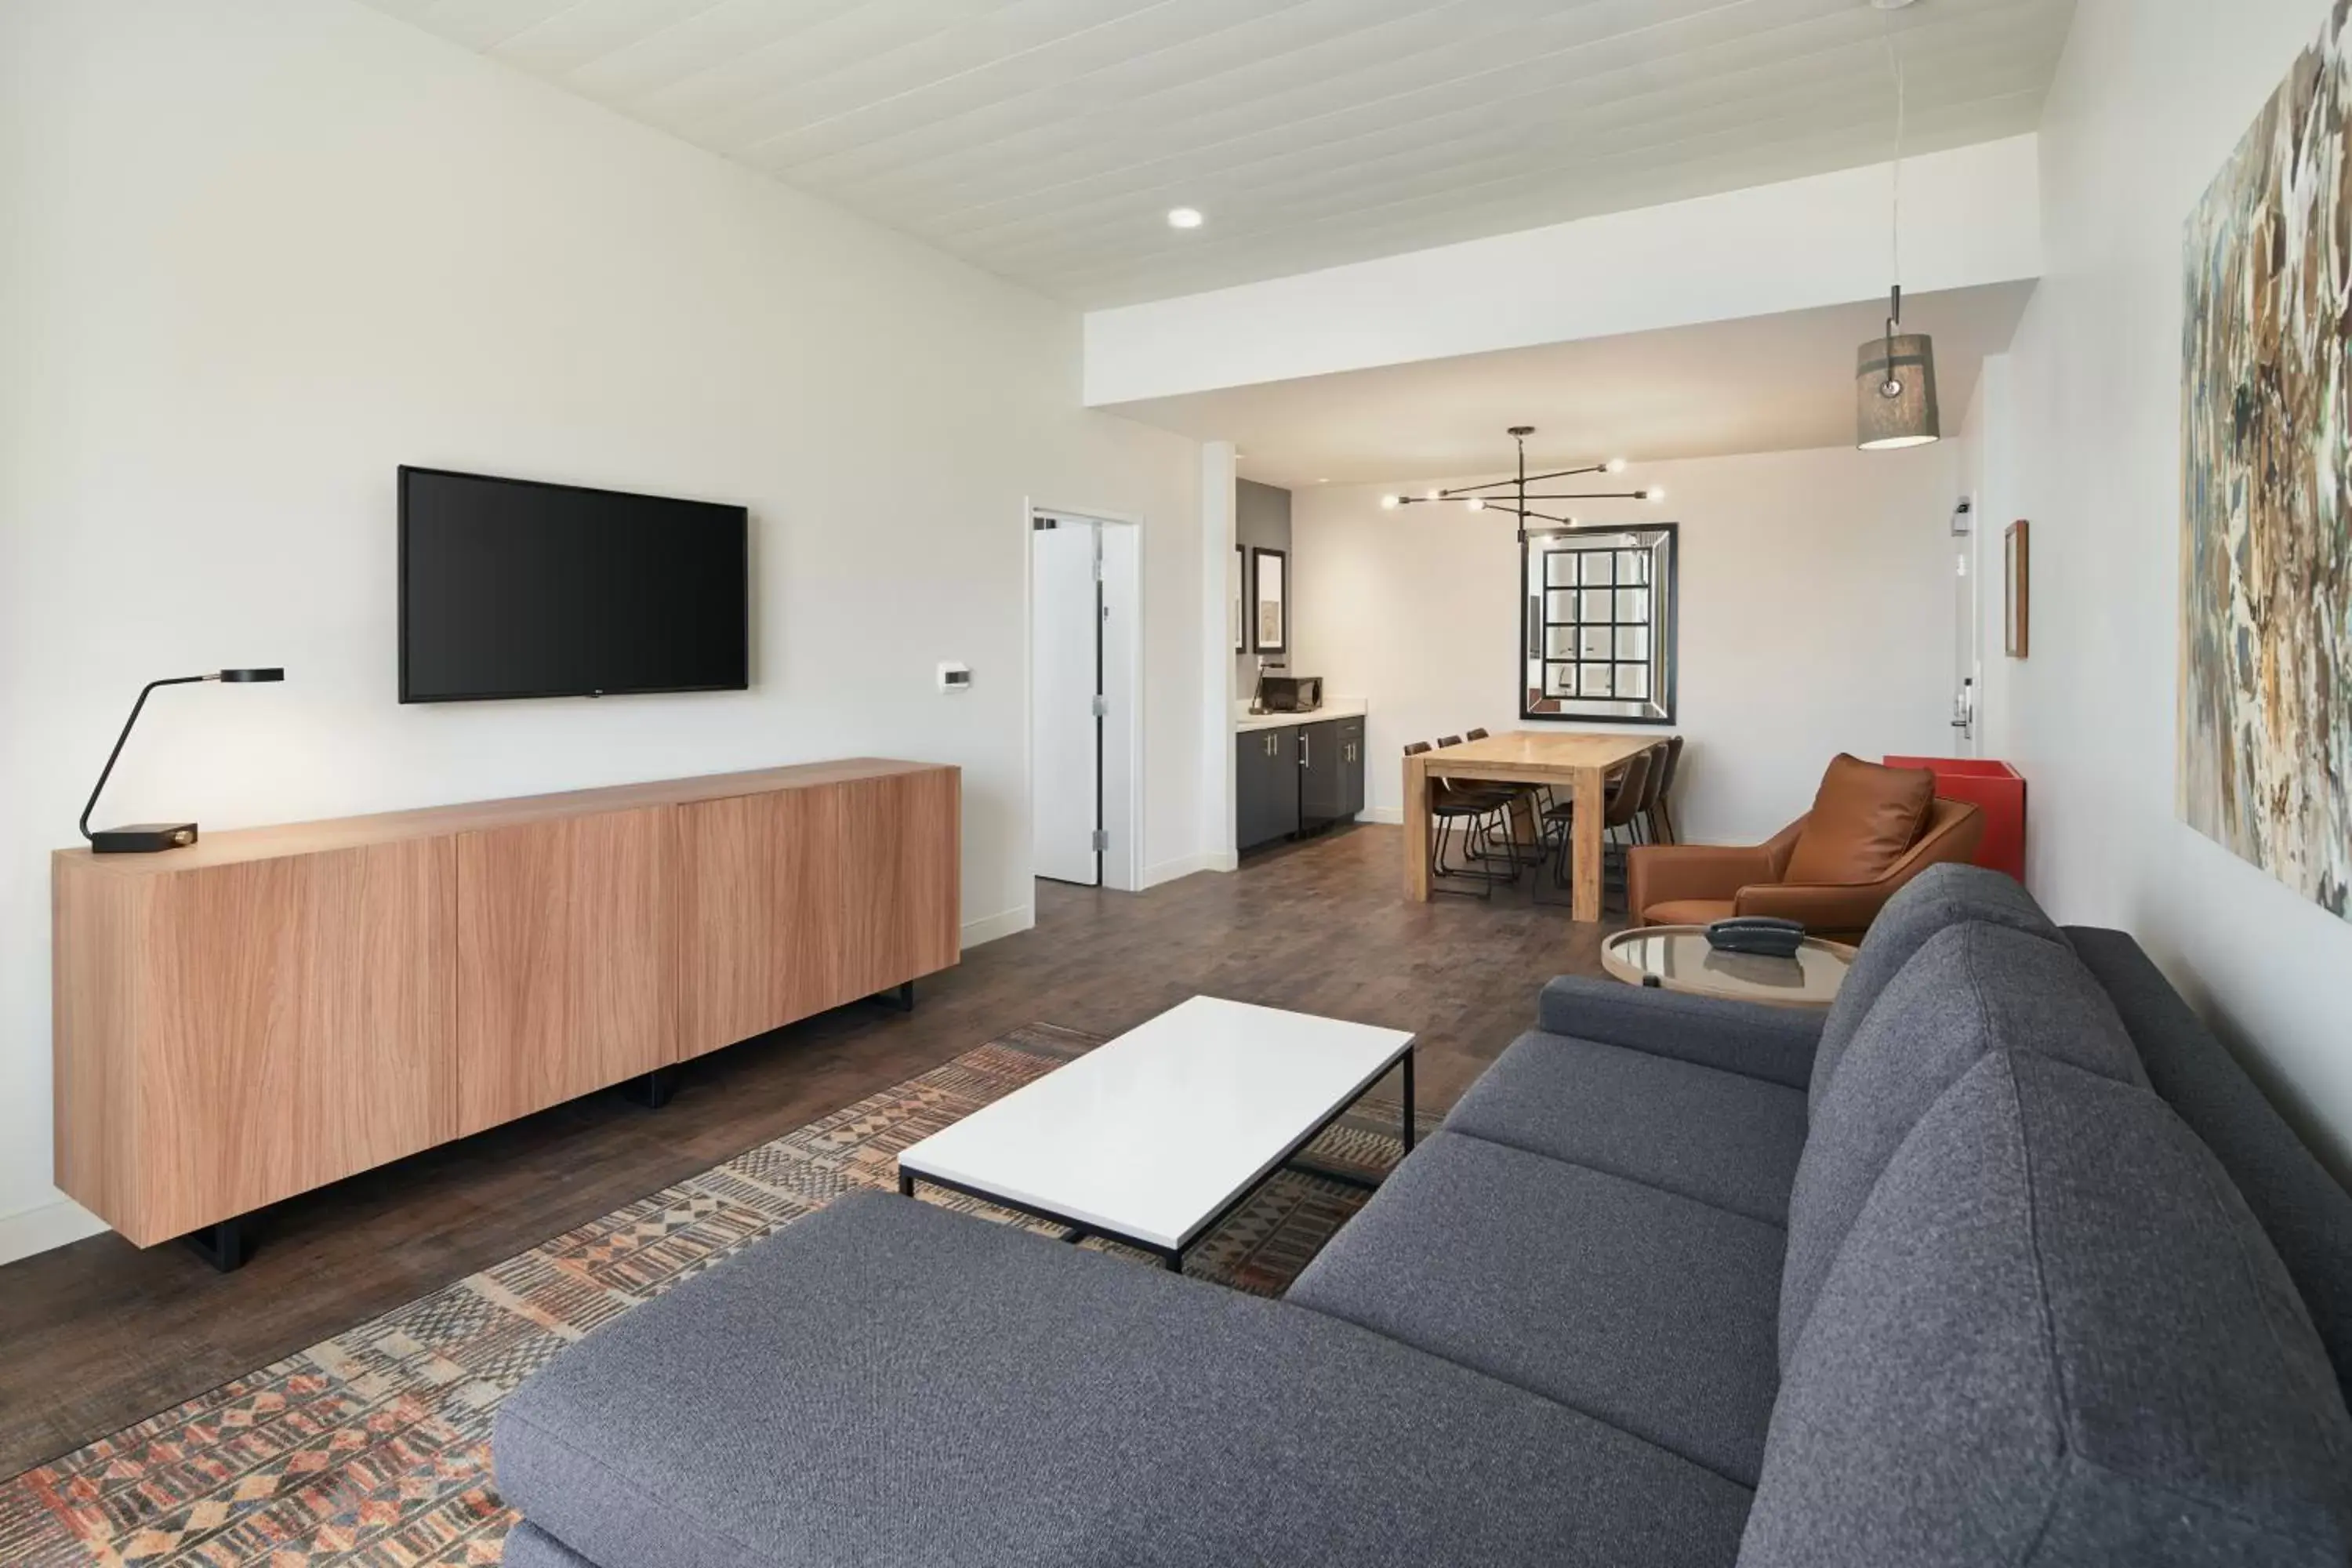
(676, 771, 959, 1058)
(55, 837, 458, 1246)
(452, 805, 677, 1137)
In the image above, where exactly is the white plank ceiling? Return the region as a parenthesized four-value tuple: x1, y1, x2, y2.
(363, 0, 2077, 307)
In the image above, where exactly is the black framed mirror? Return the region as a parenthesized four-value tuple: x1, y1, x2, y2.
(1520, 523, 1677, 723)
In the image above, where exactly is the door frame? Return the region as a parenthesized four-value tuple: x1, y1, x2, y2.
(1025, 500, 1145, 892)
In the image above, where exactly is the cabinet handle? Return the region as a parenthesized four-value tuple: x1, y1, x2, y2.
(1301, 734, 1311, 766)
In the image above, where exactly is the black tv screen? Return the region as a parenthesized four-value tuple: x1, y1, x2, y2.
(398, 466, 748, 703)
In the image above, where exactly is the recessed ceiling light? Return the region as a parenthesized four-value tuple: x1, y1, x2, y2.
(1167, 207, 1203, 229)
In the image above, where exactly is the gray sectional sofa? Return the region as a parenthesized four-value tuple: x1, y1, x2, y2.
(492, 866, 2352, 1567)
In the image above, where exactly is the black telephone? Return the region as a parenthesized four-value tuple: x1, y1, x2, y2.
(1704, 916, 1807, 959)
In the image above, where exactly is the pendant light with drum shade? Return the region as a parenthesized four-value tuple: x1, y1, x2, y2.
(1858, 3, 1939, 451)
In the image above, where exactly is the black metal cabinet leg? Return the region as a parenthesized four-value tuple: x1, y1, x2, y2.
(1164, 1251, 1183, 1273)
(871, 980, 915, 1013)
(620, 1066, 677, 1109)
(1401, 1047, 1417, 1153)
(183, 1215, 252, 1272)
(898, 1169, 915, 1197)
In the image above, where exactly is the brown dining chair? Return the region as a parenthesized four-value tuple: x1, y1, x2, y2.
(1407, 741, 1512, 898)
(1628, 741, 1671, 843)
(1465, 727, 1549, 864)
(1429, 735, 1523, 873)
(1642, 735, 1685, 844)
(1429, 737, 1513, 804)
(1540, 743, 1655, 909)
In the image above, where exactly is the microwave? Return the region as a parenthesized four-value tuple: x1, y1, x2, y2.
(1256, 675, 1323, 713)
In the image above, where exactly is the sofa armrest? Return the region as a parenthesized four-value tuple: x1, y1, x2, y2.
(1536, 975, 1821, 1090)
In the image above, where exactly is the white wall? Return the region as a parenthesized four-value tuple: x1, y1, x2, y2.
(1999, 0, 2352, 1172)
(1291, 444, 1962, 844)
(0, 0, 1204, 1261)
(1084, 136, 2043, 406)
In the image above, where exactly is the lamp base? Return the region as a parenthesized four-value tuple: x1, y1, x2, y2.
(91, 822, 198, 853)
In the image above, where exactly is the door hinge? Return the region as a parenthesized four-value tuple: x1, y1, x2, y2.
(1093, 554, 1105, 580)
(1091, 829, 1109, 852)
(1091, 693, 1108, 717)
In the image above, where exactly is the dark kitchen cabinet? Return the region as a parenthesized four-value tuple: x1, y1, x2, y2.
(1238, 725, 1300, 850)
(1240, 717, 1364, 850)
(1299, 719, 1344, 825)
(1337, 715, 1367, 819)
(1301, 717, 1367, 829)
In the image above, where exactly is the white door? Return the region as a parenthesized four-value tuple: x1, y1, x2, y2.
(1032, 517, 1101, 886)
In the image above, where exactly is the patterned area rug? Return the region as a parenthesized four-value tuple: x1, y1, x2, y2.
(0, 1023, 1421, 1566)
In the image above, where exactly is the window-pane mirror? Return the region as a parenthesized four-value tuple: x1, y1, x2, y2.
(1521, 524, 1677, 723)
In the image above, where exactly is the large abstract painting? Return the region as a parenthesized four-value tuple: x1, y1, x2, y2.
(2182, 2, 2352, 918)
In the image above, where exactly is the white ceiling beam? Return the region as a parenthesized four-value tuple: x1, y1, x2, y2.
(1083, 132, 2040, 406)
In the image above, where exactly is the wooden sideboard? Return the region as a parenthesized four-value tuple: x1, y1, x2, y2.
(53, 759, 960, 1250)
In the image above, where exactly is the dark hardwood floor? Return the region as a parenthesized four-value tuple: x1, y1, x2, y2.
(0, 822, 1615, 1479)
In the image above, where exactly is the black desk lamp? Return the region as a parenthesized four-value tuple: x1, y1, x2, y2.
(79, 668, 285, 853)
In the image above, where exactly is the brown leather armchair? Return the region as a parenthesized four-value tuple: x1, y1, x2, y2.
(1625, 756, 1987, 945)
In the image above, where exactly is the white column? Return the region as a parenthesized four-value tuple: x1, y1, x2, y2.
(1200, 442, 1238, 869)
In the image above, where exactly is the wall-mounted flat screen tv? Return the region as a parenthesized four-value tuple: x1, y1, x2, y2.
(398, 466, 749, 703)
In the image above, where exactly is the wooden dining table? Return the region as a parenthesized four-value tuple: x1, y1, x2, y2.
(1402, 730, 1668, 922)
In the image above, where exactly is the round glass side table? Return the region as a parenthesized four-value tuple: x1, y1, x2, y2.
(1599, 926, 1859, 1011)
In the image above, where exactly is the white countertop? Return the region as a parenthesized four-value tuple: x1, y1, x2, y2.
(1236, 696, 1367, 735)
(896, 996, 1414, 1250)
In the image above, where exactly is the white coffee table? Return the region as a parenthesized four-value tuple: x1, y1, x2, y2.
(896, 996, 1416, 1273)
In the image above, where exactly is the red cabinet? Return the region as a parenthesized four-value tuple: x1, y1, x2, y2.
(1884, 757, 2027, 884)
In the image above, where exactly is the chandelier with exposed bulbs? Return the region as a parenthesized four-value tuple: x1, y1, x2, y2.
(1381, 426, 1663, 540)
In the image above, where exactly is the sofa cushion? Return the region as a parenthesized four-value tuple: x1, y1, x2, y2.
(1537, 975, 1824, 1091)
(1740, 1051, 2352, 1568)
(1810, 861, 2061, 1116)
(1443, 1032, 1808, 1225)
(1287, 1131, 1784, 1487)
(2068, 925, 2352, 1409)
(1781, 753, 1934, 885)
(501, 1522, 597, 1568)
(1778, 921, 2144, 1366)
(496, 1191, 1756, 1568)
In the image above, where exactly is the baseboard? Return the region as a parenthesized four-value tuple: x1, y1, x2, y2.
(1358, 806, 1404, 825)
(1142, 849, 1235, 887)
(0, 1197, 107, 1268)
(960, 905, 1036, 949)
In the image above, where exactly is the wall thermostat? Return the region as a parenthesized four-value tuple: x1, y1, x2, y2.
(937, 661, 972, 692)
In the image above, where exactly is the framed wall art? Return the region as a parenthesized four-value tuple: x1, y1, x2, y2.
(2180, 2, 2352, 917)
(1250, 546, 1287, 655)
(1231, 543, 1245, 653)
(2003, 520, 2029, 659)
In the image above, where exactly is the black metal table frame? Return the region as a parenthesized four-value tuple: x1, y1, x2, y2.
(896, 1042, 1414, 1274)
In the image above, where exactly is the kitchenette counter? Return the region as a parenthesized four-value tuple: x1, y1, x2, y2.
(1236, 698, 1367, 735)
